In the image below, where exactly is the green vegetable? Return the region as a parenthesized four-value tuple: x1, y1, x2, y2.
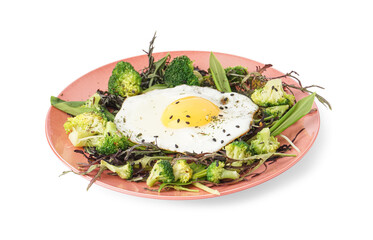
(191, 166, 208, 180)
(100, 160, 133, 180)
(249, 128, 280, 155)
(142, 84, 168, 93)
(172, 159, 193, 183)
(95, 122, 130, 155)
(146, 160, 175, 187)
(63, 112, 107, 147)
(225, 66, 248, 83)
(251, 79, 295, 107)
(270, 92, 316, 136)
(209, 52, 231, 92)
(192, 182, 220, 195)
(224, 141, 252, 167)
(163, 55, 199, 87)
(263, 105, 290, 119)
(51, 93, 114, 121)
(145, 53, 170, 87)
(206, 161, 240, 183)
(189, 162, 207, 174)
(51, 97, 86, 115)
(158, 181, 199, 193)
(133, 156, 173, 170)
(108, 61, 142, 97)
(225, 141, 251, 160)
(63, 112, 129, 154)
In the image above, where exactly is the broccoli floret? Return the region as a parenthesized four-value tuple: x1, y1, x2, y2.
(108, 61, 142, 97)
(101, 160, 133, 180)
(63, 112, 107, 147)
(82, 93, 102, 109)
(225, 66, 248, 83)
(225, 141, 251, 160)
(206, 161, 240, 183)
(63, 112, 129, 153)
(263, 105, 289, 119)
(95, 122, 130, 155)
(163, 56, 200, 87)
(224, 141, 252, 167)
(249, 128, 280, 155)
(146, 160, 175, 187)
(251, 79, 295, 107)
(172, 159, 193, 183)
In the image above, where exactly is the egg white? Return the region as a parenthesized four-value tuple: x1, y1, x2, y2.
(114, 85, 258, 153)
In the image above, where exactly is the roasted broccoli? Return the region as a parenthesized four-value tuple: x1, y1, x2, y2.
(225, 66, 248, 83)
(249, 128, 280, 155)
(172, 159, 193, 183)
(101, 160, 133, 180)
(263, 105, 289, 119)
(63, 112, 107, 147)
(251, 79, 295, 107)
(95, 122, 130, 155)
(146, 160, 175, 187)
(206, 161, 240, 183)
(163, 55, 200, 87)
(108, 61, 142, 97)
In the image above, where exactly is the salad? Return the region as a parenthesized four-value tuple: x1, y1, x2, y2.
(51, 33, 330, 195)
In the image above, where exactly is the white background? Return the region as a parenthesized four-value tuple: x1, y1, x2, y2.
(1, 0, 372, 239)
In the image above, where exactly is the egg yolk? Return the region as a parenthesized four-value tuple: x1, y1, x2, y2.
(161, 96, 220, 129)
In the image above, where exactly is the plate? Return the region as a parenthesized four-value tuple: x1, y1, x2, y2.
(45, 51, 320, 200)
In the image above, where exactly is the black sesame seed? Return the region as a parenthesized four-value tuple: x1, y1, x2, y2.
(186, 115, 190, 118)
(227, 134, 231, 136)
(221, 140, 224, 144)
(175, 144, 179, 148)
(212, 138, 217, 142)
(224, 106, 228, 109)
(236, 125, 240, 128)
(223, 129, 226, 133)
(219, 114, 223, 117)
(175, 101, 180, 104)
(141, 139, 145, 143)
(169, 115, 173, 119)
(186, 121, 190, 125)
(230, 93, 234, 96)
(177, 119, 180, 123)
(219, 106, 224, 110)
(154, 136, 158, 138)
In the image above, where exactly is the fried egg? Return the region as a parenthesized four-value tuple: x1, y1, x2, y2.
(114, 85, 258, 153)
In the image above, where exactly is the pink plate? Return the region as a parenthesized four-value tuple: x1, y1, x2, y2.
(45, 51, 320, 200)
